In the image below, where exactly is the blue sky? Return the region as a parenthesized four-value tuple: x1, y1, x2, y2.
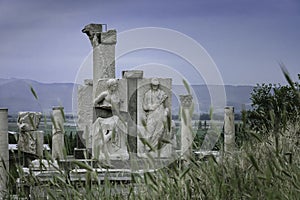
(0, 0, 299, 85)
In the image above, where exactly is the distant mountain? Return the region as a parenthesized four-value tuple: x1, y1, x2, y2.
(0, 78, 75, 115)
(0, 78, 253, 115)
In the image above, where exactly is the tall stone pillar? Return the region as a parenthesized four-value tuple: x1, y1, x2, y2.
(224, 106, 235, 152)
(180, 95, 193, 160)
(52, 107, 65, 160)
(123, 70, 143, 156)
(77, 79, 93, 148)
(0, 108, 8, 199)
(82, 23, 117, 97)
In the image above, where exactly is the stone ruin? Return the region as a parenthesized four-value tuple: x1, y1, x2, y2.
(78, 23, 174, 162)
(0, 23, 237, 199)
(17, 111, 44, 157)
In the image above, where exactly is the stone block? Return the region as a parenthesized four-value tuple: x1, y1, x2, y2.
(122, 70, 144, 79)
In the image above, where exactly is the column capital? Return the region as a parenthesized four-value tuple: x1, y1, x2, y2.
(180, 95, 193, 108)
(82, 23, 116, 47)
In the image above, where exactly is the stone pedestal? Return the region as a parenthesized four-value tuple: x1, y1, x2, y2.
(52, 107, 65, 160)
(224, 106, 235, 152)
(0, 108, 8, 199)
(180, 95, 193, 160)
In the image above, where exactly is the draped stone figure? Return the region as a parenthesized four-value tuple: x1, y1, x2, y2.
(92, 79, 128, 160)
(142, 78, 169, 150)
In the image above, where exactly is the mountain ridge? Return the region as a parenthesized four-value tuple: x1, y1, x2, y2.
(0, 78, 253, 115)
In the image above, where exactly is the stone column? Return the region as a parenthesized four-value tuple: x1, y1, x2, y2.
(35, 131, 44, 157)
(0, 108, 8, 199)
(77, 79, 93, 148)
(82, 23, 117, 98)
(123, 70, 143, 156)
(180, 95, 193, 160)
(224, 106, 235, 152)
(52, 107, 65, 160)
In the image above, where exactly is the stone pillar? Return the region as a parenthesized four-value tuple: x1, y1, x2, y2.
(77, 79, 93, 148)
(0, 108, 8, 199)
(123, 70, 143, 156)
(180, 95, 193, 160)
(35, 131, 44, 157)
(82, 23, 117, 98)
(52, 107, 65, 160)
(224, 106, 235, 152)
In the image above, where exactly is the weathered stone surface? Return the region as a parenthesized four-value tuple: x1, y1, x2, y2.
(100, 30, 117, 44)
(82, 24, 117, 90)
(82, 24, 116, 46)
(35, 131, 44, 157)
(224, 106, 235, 152)
(122, 70, 143, 79)
(82, 23, 103, 46)
(92, 116, 128, 160)
(84, 79, 93, 86)
(17, 112, 43, 156)
(93, 45, 116, 85)
(180, 95, 193, 160)
(77, 81, 93, 148)
(180, 95, 193, 108)
(94, 79, 127, 113)
(52, 107, 65, 160)
(92, 79, 128, 160)
(18, 130, 44, 156)
(0, 108, 8, 199)
(137, 78, 172, 157)
(17, 111, 42, 131)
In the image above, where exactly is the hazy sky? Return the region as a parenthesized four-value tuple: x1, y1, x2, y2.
(0, 0, 299, 85)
